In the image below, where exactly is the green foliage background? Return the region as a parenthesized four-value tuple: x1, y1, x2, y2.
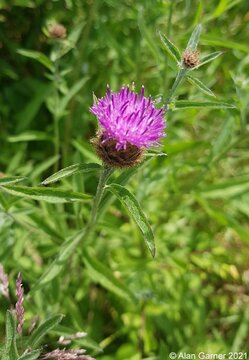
(0, 0, 249, 358)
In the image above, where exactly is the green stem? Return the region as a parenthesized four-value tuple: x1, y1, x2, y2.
(164, 0, 174, 93)
(35, 165, 114, 288)
(53, 59, 61, 172)
(166, 68, 187, 104)
(70, 165, 113, 246)
(88, 165, 114, 228)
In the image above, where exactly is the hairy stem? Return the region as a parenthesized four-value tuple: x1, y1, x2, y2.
(88, 165, 114, 228)
(166, 68, 187, 103)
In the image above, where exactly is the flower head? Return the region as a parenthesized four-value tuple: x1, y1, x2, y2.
(90, 84, 166, 167)
(183, 50, 200, 68)
(49, 23, 67, 39)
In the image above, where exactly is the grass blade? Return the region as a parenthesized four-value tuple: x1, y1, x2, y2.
(28, 314, 63, 349)
(18, 350, 41, 360)
(83, 248, 135, 302)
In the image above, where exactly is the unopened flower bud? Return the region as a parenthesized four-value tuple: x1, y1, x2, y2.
(49, 23, 67, 39)
(183, 50, 200, 68)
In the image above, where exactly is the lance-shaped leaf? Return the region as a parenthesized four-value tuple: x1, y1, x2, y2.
(28, 314, 64, 349)
(42, 163, 101, 184)
(186, 74, 215, 97)
(58, 77, 89, 117)
(194, 51, 223, 69)
(0, 186, 91, 203)
(83, 248, 135, 302)
(17, 49, 54, 71)
(107, 184, 155, 257)
(2, 311, 19, 360)
(8, 131, 52, 143)
(159, 31, 181, 63)
(174, 100, 236, 109)
(186, 24, 202, 51)
(32, 231, 84, 290)
(0, 177, 26, 186)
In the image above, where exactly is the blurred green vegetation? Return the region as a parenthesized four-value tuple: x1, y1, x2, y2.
(0, 0, 249, 359)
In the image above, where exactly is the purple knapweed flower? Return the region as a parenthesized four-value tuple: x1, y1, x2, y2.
(90, 84, 166, 150)
(90, 84, 166, 168)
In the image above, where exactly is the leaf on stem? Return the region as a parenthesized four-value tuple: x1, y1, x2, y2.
(194, 51, 223, 69)
(0, 177, 26, 186)
(186, 24, 202, 51)
(2, 311, 19, 360)
(186, 74, 215, 97)
(159, 31, 181, 64)
(174, 100, 236, 109)
(17, 49, 54, 71)
(107, 184, 155, 257)
(41, 163, 101, 184)
(0, 186, 91, 203)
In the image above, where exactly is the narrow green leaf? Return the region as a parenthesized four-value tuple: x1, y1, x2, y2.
(186, 74, 215, 97)
(174, 100, 236, 109)
(196, 196, 249, 244)
(138, 10, 161, 62)
(41, 163, 101, 185)
(198, 176, 249, 199)
(159, 31, 181, 63)
(0, 186, 91, 203)
(186, 24, 202, 51)
(202, 35, 249, 52)
(83, 248, 135, 302)
(107, 184, 155, 257)
(231, 307, 249, 351)
(32, 231, 84, 290)
(195, 51, 223, 69)
(8, 131, 52, 143)
(0, 177, 26, 186)
(17, 350, 41, 360)
(2, 311, 19, 360)
(58, 77, 89, 117)
(30, 155, 60, 181)
(17, 49, 54, 71)
(72, 139, 99, 163)
(28, 314, 63, 349)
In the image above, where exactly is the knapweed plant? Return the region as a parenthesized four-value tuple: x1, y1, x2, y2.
(0, 24, 235, 358)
